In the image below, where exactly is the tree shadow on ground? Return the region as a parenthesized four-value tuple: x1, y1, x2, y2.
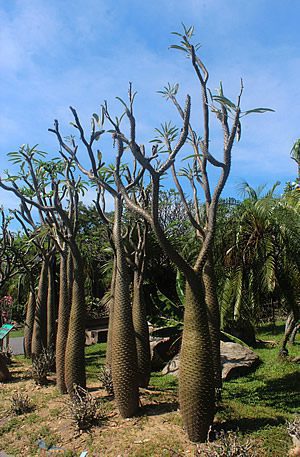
(217, 415, 286, 434)
(139, 400, 178, 417)
(6, 369, 31, 383)
(257, 323, 285, 336)
(85, 354, 106, 365)
(227, 371, 299, 414)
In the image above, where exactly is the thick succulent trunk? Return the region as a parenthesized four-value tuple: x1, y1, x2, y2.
(111, 196, 139, 418)
(55, 250, 70, 394)
(203, 251, 222, 395)
(179, 273, 215, 442)
(132, 270, 151, 388)
(31, 259, 49, 358)
(106, 256, 116, 367)
(47, 257, 57, 351)
(67, 248, 74, 307)
(23, 290, 36, 358)
(65, 243, 86, 394)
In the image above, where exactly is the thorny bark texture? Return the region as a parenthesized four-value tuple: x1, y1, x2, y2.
(56, 250, 70, 394)
(111, 197, 139, 417)
(65, 243, 86, 394)
(31, 259, 49, 358)
(24, 291, 36, 358)
(47, 256, 57, 351)
(106, 256, 116, 368)
(179, 276, 215, 442)
(132, 269, 151, 387)
(203, 251, 222, 393)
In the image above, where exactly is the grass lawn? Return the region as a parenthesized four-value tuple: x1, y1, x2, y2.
(0, 322, 299, 456)
(8, 327, 24, 338)
(219, 323, 300, 456)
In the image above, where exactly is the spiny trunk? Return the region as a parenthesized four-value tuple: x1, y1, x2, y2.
(31, 260, 49, 358)
(65, 243, 86, 394)
(111, 196, 139, 418)
(203, 251, 222, 395)
(55, 251, 70, 394)
(23, 290, 36, 358)
(132, 270, 151, 388)
(106, 256, 116, 368)
(47, 257, 57, 351)
(67, 248, 74, 307)
(179, 274, 215, 442)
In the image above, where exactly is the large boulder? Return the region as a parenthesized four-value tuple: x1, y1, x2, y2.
(220, 341, 260, 380)
(162, 341, 260, 381)
(150, 335, 181, 371)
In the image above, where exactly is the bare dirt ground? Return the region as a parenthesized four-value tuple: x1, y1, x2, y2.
(0, 359, 221, 457)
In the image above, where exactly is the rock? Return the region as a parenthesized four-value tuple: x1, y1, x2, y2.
(162, 341, 260, 381)
(161, 353, 180, 376)
(85, 330, 97, 346)
(150, 336, 181, 371)
(220, 341, 260, 380)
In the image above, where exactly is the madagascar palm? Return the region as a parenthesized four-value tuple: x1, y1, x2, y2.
(46, 253, 57, 351)
(49, 114, 140, 417)
(130, 218, 151, 388)
(24, 290, 36, 358)
(109, 22, 272, 440)
(0, 146, 86, 392)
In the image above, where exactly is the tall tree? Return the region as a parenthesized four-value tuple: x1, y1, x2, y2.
(0, 147, 86, 393)
(107, 26, 271, 441)
(48, 116, 141, 416)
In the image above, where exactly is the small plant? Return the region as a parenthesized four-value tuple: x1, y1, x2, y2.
(288, 416, 300, 455)
(31, 347, 55, 385)
(196, 430, 257, 456)
(98, 366, 114, 397)
(9, 391, 34, 415)
(66, 385, 101, 431)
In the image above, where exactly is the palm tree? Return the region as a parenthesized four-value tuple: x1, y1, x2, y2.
(291, 139, 300, 180)
(221, 182, 300, 348)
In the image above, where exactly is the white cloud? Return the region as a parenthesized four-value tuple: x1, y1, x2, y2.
(0, 0, 299, 203)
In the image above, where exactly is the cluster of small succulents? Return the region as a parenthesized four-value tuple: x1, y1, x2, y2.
(66, 385, 100, 431)
(98, 365, 114, 397)
(10, 391, 34, 415)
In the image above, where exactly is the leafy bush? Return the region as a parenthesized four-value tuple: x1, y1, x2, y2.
(86, 296, 108, 319)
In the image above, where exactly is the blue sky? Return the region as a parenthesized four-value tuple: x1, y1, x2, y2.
(1, 0, 300, 211)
